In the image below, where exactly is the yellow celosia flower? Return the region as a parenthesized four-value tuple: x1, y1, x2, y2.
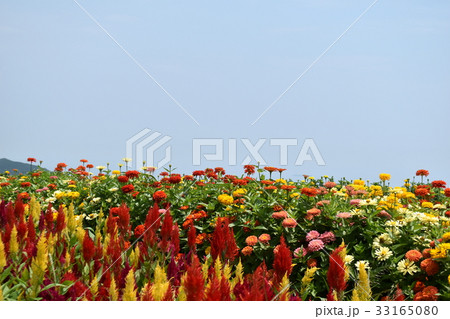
(109, 276, 119, 301)
(278, 274, 290, 301)
(235, 259, 244, 284)
(214, 258, 223, 279)
(122, 270, 137, 301)
(151, 265, 169, 301)
(218, 194, 234, 205)
(9, 226, 19, 255)
(300, 267, 319, 295)
(355, 262, 372, 301)
(0, 239, 6, 271)
(90, 276, 98, 299)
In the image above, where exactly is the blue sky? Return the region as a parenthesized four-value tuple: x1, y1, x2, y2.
(1, 0, 449, 184)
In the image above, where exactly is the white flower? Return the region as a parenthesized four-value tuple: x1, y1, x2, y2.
(96, 166, 106, 170)
(92, 197, 101, 203)
(375, 247, 393, 261)
(344, 255, 354, 265)
(397, 259, 419, 275)
(122, 158, 132, 163)
(109, 187, 119, 192)
(355, 260, 370, 271)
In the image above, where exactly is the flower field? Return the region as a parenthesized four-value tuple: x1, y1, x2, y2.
(0, 160, 449, 301)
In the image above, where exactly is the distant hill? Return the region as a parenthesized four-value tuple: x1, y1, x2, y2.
(0, 158, 47, 174)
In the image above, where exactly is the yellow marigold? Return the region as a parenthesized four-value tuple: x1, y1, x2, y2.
(353, 179, 365, 186)
(430, 248, 446, 259)
(218, 194, 234, 205)
(379, 173, 391, 181)
(442, 232, 450, 242)
(421, 201, 433, 208)
(233, 188, 247, 197)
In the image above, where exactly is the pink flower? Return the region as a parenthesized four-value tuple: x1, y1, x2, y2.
(294, 247, 307, 258)
(50, 176, 58, 179)
(324, 181, 336, 188)
(336, 212, 352, 219)
(350, 199, 361, 206)
(306, 230, 320, 242)
(308, 239, 324, 252)
(319, 231, 336, 244)
(272, 211, 288, 219)
(377, 210, 392, 219)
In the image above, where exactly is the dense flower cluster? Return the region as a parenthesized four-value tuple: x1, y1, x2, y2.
(0, 160, 449, 300)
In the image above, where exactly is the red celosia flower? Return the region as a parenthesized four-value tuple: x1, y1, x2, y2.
(171, 224, 180, 255)
(431, 180, 446, 188)
(116, 204, 131, 236)
(420, 258, 439, 276)
(210, 217, 239, 261)
(117, 175, 129, 183)
(405, 250, 423, 262)
(416, 169, 429, 177)
(55, 206, 66, 234)
(160, 210, 174, 251)
(326, 246, 347, 300)
(121, 184, 134, 194)
(273, 236, 292, 284)
(143, 203, 161, 246)
(153, 190, 167, 202)
(125, 170, 140, 179)
(82, 232, 95, 262)
(184, 256, 205, 301)
(187, 225, 197, 252)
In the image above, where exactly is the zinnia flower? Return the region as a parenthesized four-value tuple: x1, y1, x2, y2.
(420, 258, 439, 276)
(245, 235, 258, 246)
(306, 230, 320, 242)
(308, 239, 324, 252)
(375, 247, 393, 261)
(153, 190, 167, 202)
(272, 210, 288, 219)
(121, 184, 134, 194)
(431, 180, 446, 188)
(379, 173, 391, 181)
(397, 259, 419, 275)
(282, 218, 297, 228)
(241, 246, 253, 256)
(405, 250, 423, 262)
(258, 234, 271, 244)
(416, 169, 429, 177)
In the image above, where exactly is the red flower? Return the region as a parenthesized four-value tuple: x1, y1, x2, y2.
(86, 164, 94, 169)
(241, 246, 253, 256)
(258, 233, 271, 244)
(444, 188, 450, 197)
(301, 187, 319, 197)
(415, 188, 429, 197)
(125, 170, 140, 179)
(281, 185, 296, 191)
(405, 250, 423, 262)
(245, 236, 258, 246)
(82, 232, 95, 262)
(416, 169, 429, 177)
(57, 163, 67, 168)
(192, 170, 205, 176)
(282, 218, 297, 228)
(273, 236, 292, 284)
(431, 180, 446, 188)
(210, 217, 239, 261)
(243, 165, 255, 175)
(117, 175, 129, 183)
(327, 246, 347, 300)
(187, 225, 197, 252)
(160, 210, 174, 251)
(168, 174, 182, 184)
(184, 256, 205, 301)
(27, 157, 36, 162)
(420, 258, 439, 276)
(134, 224, 145, 238)
(121, 184, 134, 194)
(414, 286, 439, 301)
(153, 190, 167, 202)
(264, 166, 277, 172)
(20, 182, 31, 187)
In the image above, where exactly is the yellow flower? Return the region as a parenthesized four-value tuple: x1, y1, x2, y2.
(290, 192, 300, 199)
(275, 178, 287, 184)
(122, 158, 132, 163)
(218, 194, 234, 205)
(112, 170, 120, 175)
(430, 248, 446, 259)
(233, 188, 247, 197)
(379, 173, 391, 181)
(442, 232, 450, 242)
(353, 179, 365, 186)
(421, 201, 433, 208)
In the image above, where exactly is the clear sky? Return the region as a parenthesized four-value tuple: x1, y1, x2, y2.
(1, 0, 449, 184)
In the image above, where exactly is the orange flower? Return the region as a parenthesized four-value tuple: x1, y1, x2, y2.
(282, 218, 297, 228)
(258, 233, 271, 244)
(405, 250, 423, 262)
(245, 235, 258, 246)
(420, 258, 439, 276)
(241, 246, 253, 256)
